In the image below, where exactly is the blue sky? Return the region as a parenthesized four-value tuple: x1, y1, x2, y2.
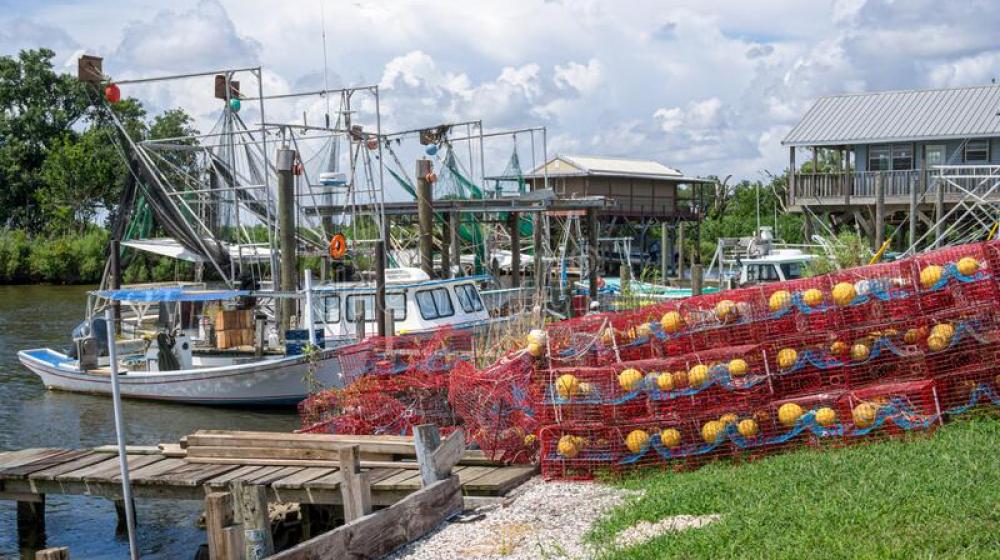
(2, 0, 1000, 182)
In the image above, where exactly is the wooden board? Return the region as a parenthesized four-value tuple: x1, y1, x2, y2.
(300, 471, 343, 491)
(461, 465, 538, 495)
(81, 455, 165, 482)
(126, 458, 189, 483)
(271, 468, 338, 490)
(143, 462, 241, 486)
(54, 456, 123, 483)
(0, 449, 66, 471)
(204, 465, 269, 486)
(271, 475, 464, 560)
(0, 450, 89, 479)
(28, 452, 112, 481)
(185, 456, 423, 470)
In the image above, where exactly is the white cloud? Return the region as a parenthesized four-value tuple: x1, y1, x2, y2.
(553, 58, 603, 94)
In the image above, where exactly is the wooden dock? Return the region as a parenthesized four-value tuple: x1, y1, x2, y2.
(0, 429, 537, 559)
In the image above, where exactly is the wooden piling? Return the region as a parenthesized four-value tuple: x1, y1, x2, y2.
(509, 212, 521, 288)
(413, 424, 464, 487)
(691, 264, 703, 296)
(533, 212, 544, 293)
(935, 177, 944, 247)
(586, 208, 599, 301)
(875, 173, 885, 250)
(338, 445, 372, 522)
(416, 159, 435, 278)
(230, 480, 274, 560)
(35, 547, 68, 560)
(676, 223, 685, 281)
(375, 240, 387, 337)
(205, 491, 240, 560)
(17, 495, 45, 555)
(660, 222, 669, 283)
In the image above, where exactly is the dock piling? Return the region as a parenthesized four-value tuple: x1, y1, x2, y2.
(338, 445, 372, 522)
(17, 496, 45, 556)
(229, 481, 274, 559)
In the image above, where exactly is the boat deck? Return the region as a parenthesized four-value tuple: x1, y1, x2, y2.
(0, 446, 536, 506)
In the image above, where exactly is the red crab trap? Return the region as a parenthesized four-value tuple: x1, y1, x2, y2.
(644, 346, 772, 417)
(539, 422, 620, 481)
(763, 331, 843, 394)
(763, 389, 852, 451)
(678, 288, 765, 351)
(843, 378, 943, 439)
(828, 260, 919, 327)
(911, 243, 998, 314)
(825, 323, 927, 387)
(758, 276, 841, 338)
(545, 314, 611, 368)
(935, 363, 1000, 417)
(539, 363, 648, 425)
(448, 354, 541, 464)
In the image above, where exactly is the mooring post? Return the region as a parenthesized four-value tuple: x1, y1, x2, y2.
(375, 241, 387, 337)
(276, 147, 298, 338)
(338, 445, 372, 522)
(354, 299, 366, 342)
(509, 212, 521, 288)
(109, 239, 122, 334)
(205, 491, 244, 560)
(533, 211, 544, 294)
(35, 546, 69, 560)
(113, 499, 136, 536)
(229, 481, 274, 560)
(449, 210, 461, 277)
(17, 496, 45, 556)
(691, 264, 704, 296)
(416, 159, 435, 278)
(586, 208, 599, 301)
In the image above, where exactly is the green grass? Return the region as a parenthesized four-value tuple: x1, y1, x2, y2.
(588, 415, 1000, 559)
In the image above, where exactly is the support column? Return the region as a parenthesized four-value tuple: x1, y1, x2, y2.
(660, 222, 669, 283)
(586, 208, 599, 301)
(509, 212, 521, 288)
(875, 173, 886, 250)
(276, 147, 297, 338)
(789, 147, 796, 207)
(441, 214, 451, 279)
(375, 240, 386, 337)
(533, 212, 544, 292)
(416, 159, 435, 278)
(935, 177, 945, 247)
(676, 222, 685, 281)
(691, 264, 703, 296)
(449, 211, 460, 277)
(803, 206, 813, 242)
(17, 496, 45, 556)
(911, 158, 922, 250)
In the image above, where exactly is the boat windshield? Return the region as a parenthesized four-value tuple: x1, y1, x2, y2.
(780, 262, 804, 280)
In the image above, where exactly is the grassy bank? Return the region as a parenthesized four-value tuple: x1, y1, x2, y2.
(589, 415, 1000, 559)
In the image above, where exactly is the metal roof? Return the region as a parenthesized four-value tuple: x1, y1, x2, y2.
(524, 154, 707, 181)
(783, 84, 1000, 147)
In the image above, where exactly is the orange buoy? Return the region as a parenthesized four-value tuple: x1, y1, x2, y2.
(328, 233, 347, 259)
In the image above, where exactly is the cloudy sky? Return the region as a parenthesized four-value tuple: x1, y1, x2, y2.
(2, 0, 999, 182)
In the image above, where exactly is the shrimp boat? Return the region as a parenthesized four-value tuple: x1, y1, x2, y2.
(17, 269, 494, 405)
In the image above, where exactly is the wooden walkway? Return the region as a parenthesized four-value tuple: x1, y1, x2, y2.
(0, 447, 536, 507)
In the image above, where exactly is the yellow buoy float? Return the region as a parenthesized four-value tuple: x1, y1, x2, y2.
(768, 290, 791, 312)
(625, 429, 650, 454)
(852, 403, 878, 428)
(656, 372, 674, 391)
(728, 359, 748, 377)
(701, 420, 725, 443)
(777, 348, 798, 370)
(715, 299, 738, 323)
(919, 265, 943, 289)
(814, 407, 837, 427)
(832, 282, 857, 306)
(719, 413, 739, 426)
(618, 368, 644, 392)
(660, 428, 682, 449)
(688, 364, 710, 388)
(850, 342, 871, 361)
(737, 418, 759, 437)
(778, 402, 804, 426)
(957, 257, 979, 276)
(557, 435, 580, 458)
(555, 374, 580, 399)
(802, 288, 824, 307)
(660, 311, 683, 333)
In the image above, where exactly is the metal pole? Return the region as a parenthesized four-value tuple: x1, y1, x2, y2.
(109, 240, 122, 334)
(509, 212, 521, 288)
(104, 308, 139, 560)
(586, 208, 599, 301)
(304, 269, 316, 346)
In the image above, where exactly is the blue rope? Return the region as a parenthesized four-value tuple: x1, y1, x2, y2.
(944, 383, 1000, 415)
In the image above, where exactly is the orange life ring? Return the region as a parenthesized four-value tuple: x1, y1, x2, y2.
(328, 233, 347, 259)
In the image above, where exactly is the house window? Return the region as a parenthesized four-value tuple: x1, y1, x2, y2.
(868, 145, 891, 171)
(891, 144, 912, 170)
(964, 140, 989, 163)
(415, 288, 454, 320)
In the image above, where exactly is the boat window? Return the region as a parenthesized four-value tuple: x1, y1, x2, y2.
(345, 293, 407, 322)
(780, 262, 803, 280)
(747, 264, 780, 282)
(455, 284, 484, 313)
(323, 295, 341, 323)
(416, 288, 455, 320)
(346, 295, 374, 322)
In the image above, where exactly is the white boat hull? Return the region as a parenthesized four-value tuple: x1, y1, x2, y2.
(17, 348, 344, 406)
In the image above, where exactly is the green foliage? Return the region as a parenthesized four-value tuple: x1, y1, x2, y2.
(590, 416, 1000, 559)
(15, 228, 109, 284)
(698, 175, 804, 262)
(0, 230, 32, 282)
(805, 230, 872, 276)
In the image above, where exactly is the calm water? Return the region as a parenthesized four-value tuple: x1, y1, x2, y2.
(0, 285, 299, 559)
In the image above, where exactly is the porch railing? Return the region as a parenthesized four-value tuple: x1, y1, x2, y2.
(791, 166, 1000, 204)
